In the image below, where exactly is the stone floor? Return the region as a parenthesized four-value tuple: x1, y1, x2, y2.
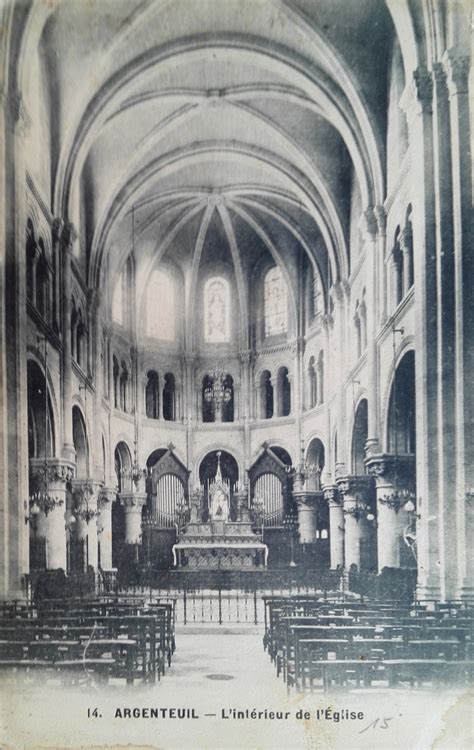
(1, 627, 471, 750)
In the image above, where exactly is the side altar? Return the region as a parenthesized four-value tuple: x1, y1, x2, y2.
(172, 453, 268, 569)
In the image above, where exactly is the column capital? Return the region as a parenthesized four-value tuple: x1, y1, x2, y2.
(98, 487, 117, 507)
(238, 348, 253, 365)
(336, 474, 372, 498)
(71, 478, 103, 501)
(442, 49, 470, 96)
(400, 66, 433, 120)
(29, 457, 75, 486)
(365, 453, 415, 487)
(119, 492, 147, 509)
(322, 484, 341, 507)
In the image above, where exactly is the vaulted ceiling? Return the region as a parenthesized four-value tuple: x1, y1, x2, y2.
(22, 0, 395, 305)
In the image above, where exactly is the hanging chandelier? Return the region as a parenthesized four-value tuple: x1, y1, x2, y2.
(204, 362, 232, 410)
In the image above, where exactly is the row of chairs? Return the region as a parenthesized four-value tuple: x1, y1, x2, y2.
(0, 595, 176, 685)
(263, 595, 473, 692)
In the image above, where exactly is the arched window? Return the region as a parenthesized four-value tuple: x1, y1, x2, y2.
(204, 277, 230, 343)
(163, 373, 176, 421)
(264, 266, 287, 337)
(307, 357, 317, 409)
(221, 374, 234, 423)
(277, 366, 291, 417)
(146, 269, 175, 341)
(312, 268, 323, 318)
(27, 361, 55, 458)
(112, 356, 119, 409)
(145, 371, 159, 419)
(119, 361, 129, 412)
(72, 406, 88, 478)
(260, 370, 273, 419)
(202, 375, 215, 423)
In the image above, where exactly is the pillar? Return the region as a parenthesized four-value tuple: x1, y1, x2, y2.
(324, 485, 344, 569)
(92, 291, 104, 480)
(374, 206, 387, 325)
(294, 491, 320, 543)
(366, 455, 415, 572)
(443, 51, 473, 599)
(98, 488, 116, 570)
(337, 476, 372, 571)
(30, 459, 74, 571)
(2, 91, 31, 596)
(362, 210, 380, 457)
(61, 222, 77, 462)
(119, 493, 147, 544)
(400, 67, 440, 599)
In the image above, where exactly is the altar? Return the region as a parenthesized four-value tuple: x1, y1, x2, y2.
(172, 452, 268, 569)
(172, 520, 268, 569)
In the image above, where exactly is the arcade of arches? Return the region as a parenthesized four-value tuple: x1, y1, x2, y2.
(1, 0, 472, 602)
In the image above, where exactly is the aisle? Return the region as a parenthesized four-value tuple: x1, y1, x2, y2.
(2, 629, 469, 750)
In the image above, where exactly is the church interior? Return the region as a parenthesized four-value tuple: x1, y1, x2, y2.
(0, 0, 473, 715)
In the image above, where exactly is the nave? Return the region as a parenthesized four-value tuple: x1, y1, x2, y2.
(1, 586, 472, 750)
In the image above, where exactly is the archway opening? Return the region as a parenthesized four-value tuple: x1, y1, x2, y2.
(72, 406, 88, 478)
(199, 450, 239, 521)
(351, 399, 368, 475)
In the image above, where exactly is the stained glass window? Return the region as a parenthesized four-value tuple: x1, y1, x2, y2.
(204, 277, 230, 343)
(146, 270, 175, 341)
(264, 266, 287, 336)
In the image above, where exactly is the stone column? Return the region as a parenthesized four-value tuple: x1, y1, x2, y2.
(362, 210, 380, 457)
(1, 92, 31, 596)
(61, 222, 77, 462)
(401, 68, 440, 599)
(71, 480, 102, 570)
(294, 491, 320, 543)
(119, 493, 147, 544)
(337, 476, 372, 570)
(98, 488, 116, 570)
(91, 291, 104, 479)
(324, 485, 344, 569)
(30, 459, 74, 571)
(366, 455, 415, 572)
(375, 206, 387, 325)
(51, 219, 63, 333)
(443, 51, 473, 599)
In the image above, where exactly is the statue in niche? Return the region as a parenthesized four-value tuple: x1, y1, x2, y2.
(208, 451, 230, 523)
